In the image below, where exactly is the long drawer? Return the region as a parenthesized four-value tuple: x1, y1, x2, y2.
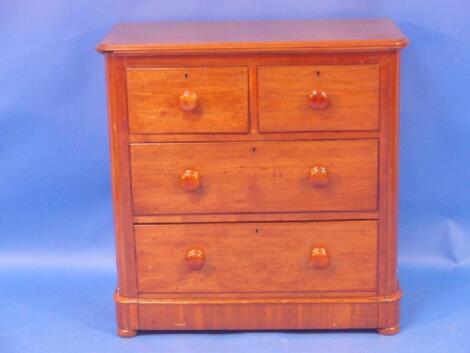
(130, 139, 378, 215)
(135, 220, 378, 294)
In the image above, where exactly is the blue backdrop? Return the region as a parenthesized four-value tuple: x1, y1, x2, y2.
(1, 1, 470, 352)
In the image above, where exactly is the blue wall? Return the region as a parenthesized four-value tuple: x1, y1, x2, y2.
(1, 0, 469, 267)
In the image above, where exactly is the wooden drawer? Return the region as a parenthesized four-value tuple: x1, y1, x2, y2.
(135, 221, 378, 294)
(130, 139, 378, 215)
(126, 67, 249, 134)
(257, 65, 379, 132)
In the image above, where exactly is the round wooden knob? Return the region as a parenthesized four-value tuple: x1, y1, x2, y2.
(308, 90, 329, 110)
(180, 169, 200, 191)
(185, 247, 205, 270)
(179, 91, 199, 112)
(310, 247, 329, 268)
(309, 165, 329, 187)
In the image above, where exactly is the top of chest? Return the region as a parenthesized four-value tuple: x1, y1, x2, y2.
(97, 19, 408, 55)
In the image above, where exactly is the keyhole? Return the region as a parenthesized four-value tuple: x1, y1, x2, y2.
(252, 147, 256, 152)
(255, 228, 259, 234)
(316, 71, 321, 77)
(184, 73, 189, 79)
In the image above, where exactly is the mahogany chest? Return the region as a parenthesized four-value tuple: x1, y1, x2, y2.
(97, 19, 409, 336)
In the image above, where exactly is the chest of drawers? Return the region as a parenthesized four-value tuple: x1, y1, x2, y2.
(97, 19, 408, 337)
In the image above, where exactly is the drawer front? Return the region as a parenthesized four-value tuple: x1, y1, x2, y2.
(130, 140, 378, 215)
(258, 65, 379, 132)
(136, 221, 377, 293)
(126, 67, 249, 134)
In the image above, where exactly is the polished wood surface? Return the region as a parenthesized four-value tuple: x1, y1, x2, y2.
(309, 165, 330, 187)
(185, 247, 205, 270)
(130, 140, 378, 215)
(105, 57, 138, 299)
(130, 130, 380, 143)
(122, 289, 402, 303)
(308, 90, 329, 110)
(117, 328, 137, 338)
(98, 19, 408, 336)
(133, 211, 379, 224)
(137, 301, 378, 330)
(310, 247, 330, 268)
(126, 67, 248, 133)
(122, 51, 388, 144)
(258, 64, 379, 132)
(96, 19, 409, 54)
(115, 290, 401, 331)
(179, 169, 201, 191)
(377, 51, 401, 335)
(135, 221, 377, 293)
(378, 325, 401, 335)
(179, 90, 199, 112)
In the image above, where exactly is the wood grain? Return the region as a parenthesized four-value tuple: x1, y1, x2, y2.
(377, 50, 401, 332)
(99, 19, 408, 335)
(105, 56, 138, 297)
(127, 67, 249, 134)
(258, 65, 379, 132)
(135, 221, 377, 294)
(123, 51, 387, 143)
(122, 289, 401, 303)
(115, 289, 401, 331)
(96, 19, 409, 54)
(130, 139, 378, 215)
(105, 56, 140, 334)
(133, 211, 379, 224)
(129, 130, 380, 143)
(137, 301, 378, 330)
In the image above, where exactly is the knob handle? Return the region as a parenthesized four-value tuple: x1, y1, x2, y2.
(185, 247, 205, 270)
(310, 247, 329, 268)
(179, 91, 199, 112)
(309, 165, 329, 187)
(180, 169, 200, 191)
(308, 90, 329, 110)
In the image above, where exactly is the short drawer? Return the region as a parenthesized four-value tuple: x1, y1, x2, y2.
(130, 139, 378, 215)
(126, 67, 249, 134)
(257, 65, 379, 132)
(135, 221, 378, 293)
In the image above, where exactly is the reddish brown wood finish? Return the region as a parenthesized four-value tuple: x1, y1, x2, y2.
(180, 169, 201, 191)
(130, 140, 378, 215)
(135, 221, 377, 294)
(185, 247, 205, 270)
(105, 57, 138, 298)
(96, 19, 408, 54)
(310, 247, 330, 268)
(308, 90, 329, 110)
(137, 301, 378, 331)
(258, 64, 379, 132)
(133, 211, 379, 224)
(309, 165, 330, 187)
(377, 50, 402, 335)
(179, 91, 199, 112)
(115, 291, 402, 331)
(126, 67, 249, 134)
(98, 19, 408, 336)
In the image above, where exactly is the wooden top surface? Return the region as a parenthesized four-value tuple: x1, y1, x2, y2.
(97, 19, 409, 54)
